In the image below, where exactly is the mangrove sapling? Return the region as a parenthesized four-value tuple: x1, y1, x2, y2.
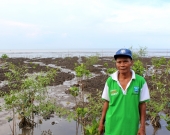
(104, 62, 108, 67)
(146, 57, 170, 130)
(106, 68, 116, 75)
(32, 64, 37, 69)
(85, 55, 99, 68)
(4, 63, 28, 90)
(161, 114, 170, 131)
(138, 46, 147, 57)
(83, 90, 103, 135)
(103, 60, 116, 75)
(85, 119, 100, 135)
(70, 61, 104, 135)
(129, 46, 148, 60)
(70, 63, 91, 135)
(151, 57, 166, 68)
(1, 54, 9, 59)
(2, 63, 57, 135)
(74, 57, 112, 135)
(74, 63, 91, 79)
(70, 86, 79, 106)
(132, 60, 145, 76)
(2, 63, 28, 135)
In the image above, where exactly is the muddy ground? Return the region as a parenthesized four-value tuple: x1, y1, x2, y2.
(0, 56, 170, 134)
(0, 56, 170, 113)
(0, 56, 162, 93)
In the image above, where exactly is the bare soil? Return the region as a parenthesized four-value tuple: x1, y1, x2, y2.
(0, 56, 166, 94)
(0, 57, 170, 113)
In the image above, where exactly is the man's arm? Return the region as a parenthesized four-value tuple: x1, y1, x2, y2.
(138, 102, 146, 135)
(98, 100, 109, 134)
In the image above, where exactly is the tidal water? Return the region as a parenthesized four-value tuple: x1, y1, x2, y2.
(0, 48, 170, 58)
(0, 49, 170, 135)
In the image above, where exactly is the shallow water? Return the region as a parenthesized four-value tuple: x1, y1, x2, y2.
(0, 57, 170, 135)
(0, 113, 169, 135)
(0, 115, 81, 135)
(146, 119, 170, 135)
(0, 49, 170, 58)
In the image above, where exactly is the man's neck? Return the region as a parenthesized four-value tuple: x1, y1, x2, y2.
(118, 71, 132, 80)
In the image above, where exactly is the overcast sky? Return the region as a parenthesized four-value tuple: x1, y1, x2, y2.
(0, 0, 170, 50)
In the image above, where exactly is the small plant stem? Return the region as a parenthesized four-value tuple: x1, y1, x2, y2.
(13, 107, 15, 135)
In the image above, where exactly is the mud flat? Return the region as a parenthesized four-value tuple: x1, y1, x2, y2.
(0, 57, 169, 135)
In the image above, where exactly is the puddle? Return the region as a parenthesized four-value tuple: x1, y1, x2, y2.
(0, 115, 81, 135)
(144, 65, 170, 77)
(146, 119, 170, 135)
(101, 58, 113, 61)
(0, 61, 84, 135)
(77, 57, 82, 64)
(0, 61, 170, 135)
(93, 64, 102, 68)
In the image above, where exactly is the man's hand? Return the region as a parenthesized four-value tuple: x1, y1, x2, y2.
(137, 127, 145, 135)
(138, 102, 146, 135)
(98, 101, 108, 135)
(98, 123, 104, 135)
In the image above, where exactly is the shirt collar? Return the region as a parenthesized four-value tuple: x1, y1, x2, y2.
(111, 70, 136, 81)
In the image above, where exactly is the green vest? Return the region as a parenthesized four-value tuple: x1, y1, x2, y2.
(105, 74, 146, 135)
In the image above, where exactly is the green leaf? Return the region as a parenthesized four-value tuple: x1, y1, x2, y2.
(166, 125, 170, 131)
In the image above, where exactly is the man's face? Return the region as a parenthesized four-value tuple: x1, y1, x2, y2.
(115, 57, 133, 74)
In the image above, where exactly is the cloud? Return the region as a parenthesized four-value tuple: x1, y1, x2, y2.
(0, 19, 42, 38)
(124, 5, 169, 23)
(0, 0, 170, 49)
(46, 0, 170, 34)
(61, 33, 68, 38)
(0, 19, 36, 28)
(100, 3, 170, 33)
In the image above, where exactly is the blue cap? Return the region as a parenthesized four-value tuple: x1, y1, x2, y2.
(114, 48, 132, 59)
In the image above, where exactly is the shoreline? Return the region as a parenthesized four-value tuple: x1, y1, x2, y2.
(0, 49, 170, 58)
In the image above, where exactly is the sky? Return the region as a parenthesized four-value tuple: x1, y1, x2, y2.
(0, 0, 170, 50)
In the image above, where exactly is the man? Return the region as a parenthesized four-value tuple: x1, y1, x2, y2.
(99, 48, 150, 135)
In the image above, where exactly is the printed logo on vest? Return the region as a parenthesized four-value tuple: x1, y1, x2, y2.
(133, 86, 139, 95)
(110, 90, 118, 96)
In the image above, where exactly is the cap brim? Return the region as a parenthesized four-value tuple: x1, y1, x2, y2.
(114, 54, 132, 60)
